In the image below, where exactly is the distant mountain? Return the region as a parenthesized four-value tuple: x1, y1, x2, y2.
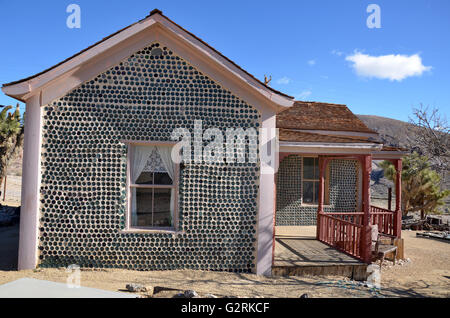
(357, 114, 417, 149)
(359, 114, 449, 213)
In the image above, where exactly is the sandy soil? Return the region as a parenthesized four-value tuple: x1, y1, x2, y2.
(380, 230, 450, 297)
(0, 224, 449, 298)
(0, 223, 377, 298)
(0, 266, 384, 298)
(0, 175, 21, 207)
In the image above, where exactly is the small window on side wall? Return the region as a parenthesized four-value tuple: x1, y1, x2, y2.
(127, 143, 178, 230)
(302, 157, 329, 205)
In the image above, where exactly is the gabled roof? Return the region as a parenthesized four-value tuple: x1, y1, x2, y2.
(2, 9, 294, 109)
(277, 101, 377, 134)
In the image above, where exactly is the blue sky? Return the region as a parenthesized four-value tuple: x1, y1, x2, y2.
(0, 0, 449, 121)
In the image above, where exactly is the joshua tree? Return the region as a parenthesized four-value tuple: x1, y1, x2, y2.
(381, 153, 450, 218)
(0, 104, 24, 201)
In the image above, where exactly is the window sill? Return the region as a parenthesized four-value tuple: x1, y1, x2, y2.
(300, 204, 331, 208)
(121, 228, 185, 235)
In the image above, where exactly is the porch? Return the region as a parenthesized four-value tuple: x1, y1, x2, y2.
(274, 152, 404, 272)
(315, 155, 403, 263)
(272, 226, 368, 280)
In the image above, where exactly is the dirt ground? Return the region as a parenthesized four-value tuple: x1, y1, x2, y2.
(0, 223, 448, 298)
(380, 230, 450, 297)
(1, 176, 449, 298)
(0, 175, 21, 207)
(0, 263, 382, 298)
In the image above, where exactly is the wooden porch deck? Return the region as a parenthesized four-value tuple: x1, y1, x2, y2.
(272, 236, 368, 280)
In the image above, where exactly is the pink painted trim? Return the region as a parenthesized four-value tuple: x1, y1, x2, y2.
(121, 140, 178, 146)
(126, 145, 132, 230)
(256, 109, 276, 276)
(18, 94, 42, 270)
(130, 184, 177, 189)
(120, 228, 185, 235)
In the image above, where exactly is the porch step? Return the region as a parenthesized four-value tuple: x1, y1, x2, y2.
(272, 263, 368, 281)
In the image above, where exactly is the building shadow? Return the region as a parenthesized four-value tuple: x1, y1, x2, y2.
(0, 221, 19, 271)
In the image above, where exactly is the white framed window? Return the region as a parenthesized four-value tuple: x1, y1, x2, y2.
(302, 157, 329, 205)
(125, 142, 179, 231)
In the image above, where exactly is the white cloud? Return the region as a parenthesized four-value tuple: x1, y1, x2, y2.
(308, 59, 316, 66)
(331, 49, 343, 56)
(345, 52, 431, 81)
(295, 90, 312, 100)
(276, 76, 291, 85)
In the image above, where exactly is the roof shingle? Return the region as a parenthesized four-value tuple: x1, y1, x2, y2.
(277, 101, 376, 134)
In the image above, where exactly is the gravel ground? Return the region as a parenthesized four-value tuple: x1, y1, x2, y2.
(0, 225, 449, 298)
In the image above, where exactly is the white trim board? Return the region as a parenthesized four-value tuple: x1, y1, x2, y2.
(280, 141, 382, 154)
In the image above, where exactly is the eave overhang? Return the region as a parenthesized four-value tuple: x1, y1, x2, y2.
(279, 141, 383, 155)
(372, 149, 409, 160)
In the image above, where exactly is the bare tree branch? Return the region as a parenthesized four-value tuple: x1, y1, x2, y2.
(408, 104, 450, 174)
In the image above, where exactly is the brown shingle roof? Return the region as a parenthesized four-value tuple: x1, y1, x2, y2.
(2, 9, 294, 101)
(279, 129, 381, 144)
(277, 101, 376, 134)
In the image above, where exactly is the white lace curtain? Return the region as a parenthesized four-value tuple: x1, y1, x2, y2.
(157, 146, 176, 225)
(130, 145, 176, 227)
(131, 145, 155, 226)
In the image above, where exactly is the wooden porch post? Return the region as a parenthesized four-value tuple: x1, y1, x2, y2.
(393, 159, 402, 238)
(360, 155, 372, 263)
(316, 157, 327, 240)
(388, 187, 392, 211)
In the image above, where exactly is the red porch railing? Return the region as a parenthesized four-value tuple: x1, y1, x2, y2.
(313, 155, 402, 263)
(318, 207, 397, 262)
(370, 205, 395, 236)
(318, 212, 364, 259)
